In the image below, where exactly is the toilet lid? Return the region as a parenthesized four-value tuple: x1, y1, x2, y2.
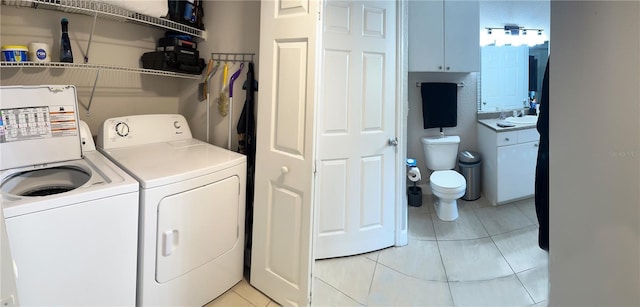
(430, 170, 466, 189)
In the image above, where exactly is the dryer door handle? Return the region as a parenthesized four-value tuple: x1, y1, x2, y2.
(162, 230, 179, 257)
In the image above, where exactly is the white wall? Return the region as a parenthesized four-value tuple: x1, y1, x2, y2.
(179, 0, 261, 149)
(550, 1, 640, 305)
(0, 1, 261, 143)
(480, 0, 550, 34)
(0, 6, 181, 134)
(407, 72, 479, 185)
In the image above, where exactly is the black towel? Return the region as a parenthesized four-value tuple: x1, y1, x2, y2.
(420, 82, 458, 129)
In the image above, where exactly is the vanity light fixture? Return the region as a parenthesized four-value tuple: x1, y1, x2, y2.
(481, 25, 546, 47)
(485, 25, 543, 35)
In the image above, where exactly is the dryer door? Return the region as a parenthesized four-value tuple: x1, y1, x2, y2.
(156, 175, 241, 283)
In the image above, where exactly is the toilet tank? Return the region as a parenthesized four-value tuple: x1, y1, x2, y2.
(421, 136, 460, 170)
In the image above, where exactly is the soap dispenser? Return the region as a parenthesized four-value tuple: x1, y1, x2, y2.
(60, 18, 73, 63)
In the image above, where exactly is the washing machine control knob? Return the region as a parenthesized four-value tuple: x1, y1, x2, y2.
(115, 122, 130, 137)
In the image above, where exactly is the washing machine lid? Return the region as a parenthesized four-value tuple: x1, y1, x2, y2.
(0, 85, 82, 170)
(1, 151, 138, 218)
(100, 138, 246, 189)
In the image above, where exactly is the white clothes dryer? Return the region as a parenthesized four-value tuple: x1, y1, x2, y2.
(97, 114, 247, 306)
(0, 85, 139, 306)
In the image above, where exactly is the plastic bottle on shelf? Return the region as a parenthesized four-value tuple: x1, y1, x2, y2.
(60, 18, 73, 63)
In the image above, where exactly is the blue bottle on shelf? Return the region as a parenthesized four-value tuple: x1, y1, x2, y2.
(60, 18, 73, 63)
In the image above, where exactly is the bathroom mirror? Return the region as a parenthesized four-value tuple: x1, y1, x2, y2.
(478, 42, 549, 113)
(478, 0, 550, 113)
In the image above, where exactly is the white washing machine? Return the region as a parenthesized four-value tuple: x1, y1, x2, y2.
(97, 114, 247, 306)
(0, 85, 139, 306)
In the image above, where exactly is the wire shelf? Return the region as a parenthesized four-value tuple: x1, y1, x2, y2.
(0, 61, 201, 79)
(1, 0, 205, 39)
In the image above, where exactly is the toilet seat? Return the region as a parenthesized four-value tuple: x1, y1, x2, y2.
(430, 170, 466, 194)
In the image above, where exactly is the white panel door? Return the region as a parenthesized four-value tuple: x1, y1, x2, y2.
(250, 0, 318, 305)
(315, 0, 397, 259)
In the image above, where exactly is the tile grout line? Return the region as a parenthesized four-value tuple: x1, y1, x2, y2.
(512, 267, 538, 305)
(485, 228, 537, 305)
(374, 259, 448, 283)
(429, 205, 458, 306)
(474, 201, 520, 276)
(231, 286, 270, 307)
(365, 259, 379, 307)
(514, 200, 540, 225)
(313, 275, 366, 306)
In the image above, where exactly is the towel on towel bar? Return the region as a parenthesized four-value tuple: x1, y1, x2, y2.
(420, 82, 458, 129)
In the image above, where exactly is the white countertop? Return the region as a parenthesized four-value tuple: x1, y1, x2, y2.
(478, 118, 538, 132)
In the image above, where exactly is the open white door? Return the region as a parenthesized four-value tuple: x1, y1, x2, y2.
(314, 0, 397, 259)
(250, 0, 319, 306)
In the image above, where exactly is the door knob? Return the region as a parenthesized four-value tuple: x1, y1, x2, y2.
(388, 137, 398, 147)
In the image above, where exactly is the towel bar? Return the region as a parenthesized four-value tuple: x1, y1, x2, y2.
(416, 82, 464, 88)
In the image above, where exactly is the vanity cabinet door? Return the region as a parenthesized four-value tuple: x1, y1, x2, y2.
(496, 141, 539, 203)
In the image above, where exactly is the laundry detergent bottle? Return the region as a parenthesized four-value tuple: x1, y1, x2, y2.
(60, 18, 73, 63)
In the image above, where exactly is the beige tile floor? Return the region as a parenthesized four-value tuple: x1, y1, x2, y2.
(205, 279, 279, 307)
(206, 195, 548, 307)
(313, 195, 549, 307)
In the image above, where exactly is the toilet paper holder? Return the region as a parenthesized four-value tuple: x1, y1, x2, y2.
(406, 158, 421, 182)
(406, 158, 422, 207)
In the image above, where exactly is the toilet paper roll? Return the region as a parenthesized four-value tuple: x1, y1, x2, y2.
(28, 42, 50, 62)
(407, 167, 421, 182)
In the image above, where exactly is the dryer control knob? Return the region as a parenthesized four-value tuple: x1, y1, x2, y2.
(115, 122, 130, 137)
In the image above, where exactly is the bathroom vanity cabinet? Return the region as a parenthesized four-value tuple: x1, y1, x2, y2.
(477, 122, 539, 205)
(408, 0, 479, 72)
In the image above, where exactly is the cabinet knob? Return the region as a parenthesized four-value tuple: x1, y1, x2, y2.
(505, 137, 510, 141)
(438, 66, 443, 70)
(446, 66, 450, 71)
(534, 143, 539, 147)
(281, 166, 289, 174)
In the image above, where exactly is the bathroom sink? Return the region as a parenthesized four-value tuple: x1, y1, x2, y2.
(505, 115, 538, 124)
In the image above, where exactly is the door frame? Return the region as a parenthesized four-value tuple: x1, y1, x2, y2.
(395, 0, 408, 247)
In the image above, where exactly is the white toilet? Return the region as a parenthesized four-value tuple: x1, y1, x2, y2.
(421, 135, 467, 221)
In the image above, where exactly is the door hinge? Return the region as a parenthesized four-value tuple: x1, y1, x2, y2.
(317, 9, 321, 21)
(313, 160, 317, 174)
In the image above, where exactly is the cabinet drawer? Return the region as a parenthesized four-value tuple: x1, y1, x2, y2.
(496, 131, 518, 146)
(518, 128, 540, 143)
